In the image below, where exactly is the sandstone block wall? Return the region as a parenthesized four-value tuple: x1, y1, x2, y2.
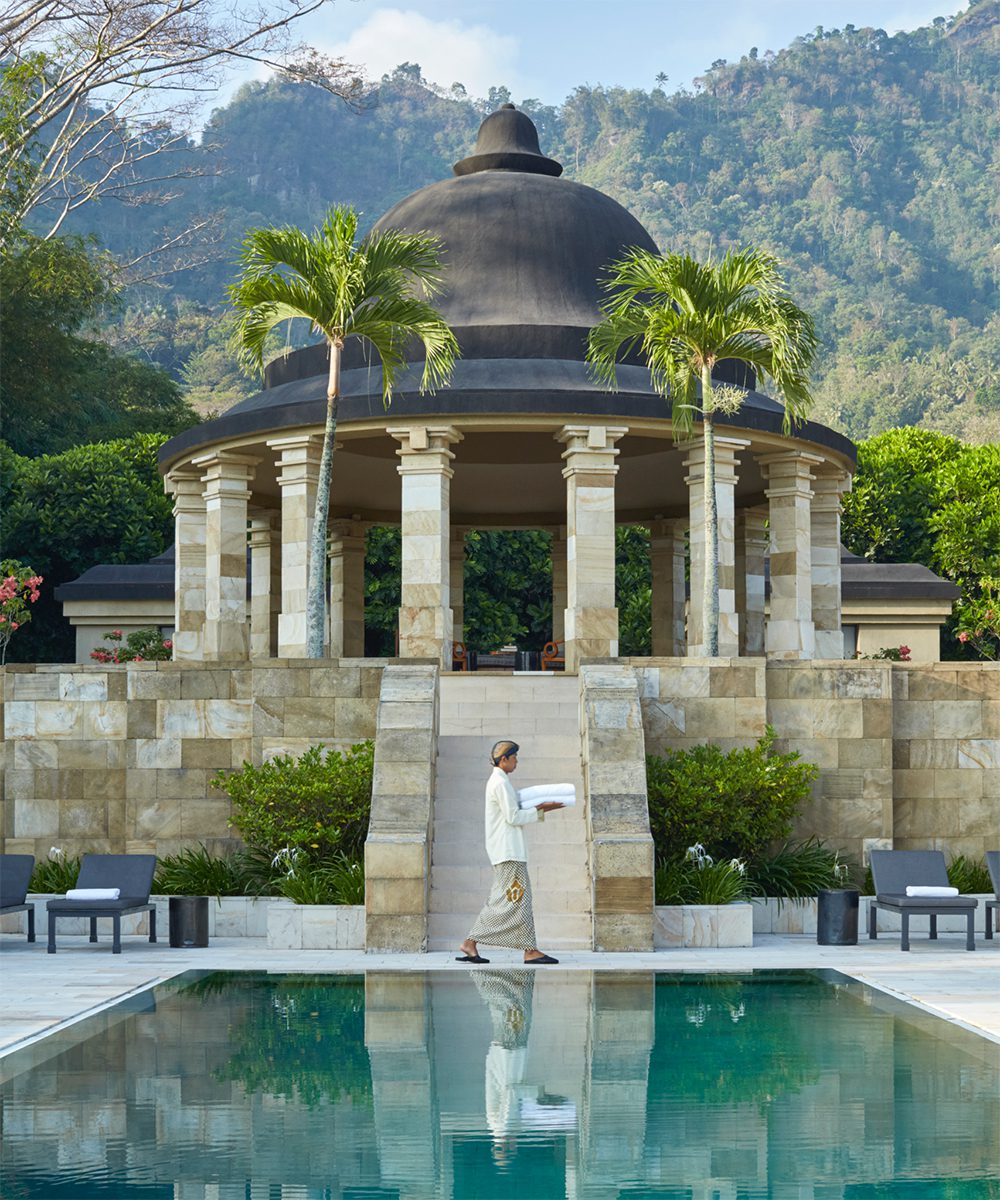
(1, 660, 384, 861)
(364, 664, 438, 953)
(629, 658, 999, 862)
(580, 664, 655, 950)
(891, 663, 1000, 859)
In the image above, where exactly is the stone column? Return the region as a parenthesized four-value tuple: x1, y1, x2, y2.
(248, 513, 277, 658)
(556, 425, 628, 671)
(551, 525, 567, 644)
(388, 425, 463, 669)
(193, 451, 257, 661)
(735, 506, 769, 656)
(812, 469, 851, 659)
(648, 518, 686, 656)
(328, 517, 367, 658)
(683, 436, 750, 657)
(449, 527, 466, 647)
(761, 451, 823, 659)
(165, 469, 207, 661)
(268, 434, 322, 658)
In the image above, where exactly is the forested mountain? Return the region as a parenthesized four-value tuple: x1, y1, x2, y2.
(58, 0, 1000, 441)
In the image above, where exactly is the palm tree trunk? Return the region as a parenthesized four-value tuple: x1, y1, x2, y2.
(702, 365, 719, 657)
(306, 338, 342, 658)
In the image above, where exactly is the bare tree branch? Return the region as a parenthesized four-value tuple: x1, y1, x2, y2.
(0, 0, 367, 246)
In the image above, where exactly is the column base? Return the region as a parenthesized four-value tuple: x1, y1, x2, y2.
(814, 629, 846, 659)
(765, 620, 816, 659)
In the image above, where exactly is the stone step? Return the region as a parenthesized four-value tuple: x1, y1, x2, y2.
(429, 816, 585, 844)
(431, 840, 591, 867)
(436, 735, 582, 761)
(431, 865, 592, 896)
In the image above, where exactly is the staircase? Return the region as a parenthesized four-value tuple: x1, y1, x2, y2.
(428, 673, 592, 952)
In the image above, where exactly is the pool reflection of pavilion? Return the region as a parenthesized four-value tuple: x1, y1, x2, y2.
(3, 972, 998, 1198)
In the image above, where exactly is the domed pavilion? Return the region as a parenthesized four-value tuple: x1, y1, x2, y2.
(157, 104, 858, 669)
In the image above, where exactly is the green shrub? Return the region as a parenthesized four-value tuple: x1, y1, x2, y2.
(646, 727, 818, 863)
(746, 840, 857, 899)
(29, 849, 80, 892)
(271, 851, 365, 905)
(153, 846, 258, 897)
(655, 853, 749, 906)
(212, 740, 374, 860)
(946, 855, 992, 894)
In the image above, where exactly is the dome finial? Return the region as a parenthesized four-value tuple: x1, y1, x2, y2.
(453, 105, 563, 178)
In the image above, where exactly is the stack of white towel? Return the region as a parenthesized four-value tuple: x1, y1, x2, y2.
(517, 783, 577, 810)
(904, 885, 959, 897)
(65, 888, 120, 900)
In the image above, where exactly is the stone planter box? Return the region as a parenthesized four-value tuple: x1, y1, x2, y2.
(266, 901, 365, 949)
(749, 894, 995, 935)
(654, 903, 754, 948)
(0, 894, 270, 938)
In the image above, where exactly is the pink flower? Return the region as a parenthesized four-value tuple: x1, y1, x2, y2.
(162, 639, 173, 649)
(899, 645, 911, 660)
(10, 621, 18, 630)
(958, 631, 970, 643)
(111, 629, 122, 638)
(134, 655, 143, 662)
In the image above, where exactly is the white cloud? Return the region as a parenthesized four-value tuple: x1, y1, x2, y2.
(323, 8, 523, 98)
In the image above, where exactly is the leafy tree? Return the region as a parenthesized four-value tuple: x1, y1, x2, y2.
(842, 428, 1000, 660)
(229, 206, 459, 657)
(0, 434, 173, 661)
(463, 530, 552, 652)
(0, 234, 196, 455)
(0, 0, 363, 245)
(588, 247, 817, 654)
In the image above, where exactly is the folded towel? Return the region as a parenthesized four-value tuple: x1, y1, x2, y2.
(65, 888, 120, 901)
(518, 783, 577, 810)
(904, 885, 959, 898)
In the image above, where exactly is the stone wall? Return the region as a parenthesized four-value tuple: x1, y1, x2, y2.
(1, 660, 383, 861)
(629, 658, 999, 862)
(580, 665, 655, 950)
(891, 663, 1000, 858)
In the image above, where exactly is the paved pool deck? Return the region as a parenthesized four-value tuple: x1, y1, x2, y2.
(2, 931, 998, 1060)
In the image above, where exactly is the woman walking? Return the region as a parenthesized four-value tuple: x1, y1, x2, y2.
(457, 739, 565, 965)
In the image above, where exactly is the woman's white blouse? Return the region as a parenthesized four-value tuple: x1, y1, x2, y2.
(484, 766, 540, 865)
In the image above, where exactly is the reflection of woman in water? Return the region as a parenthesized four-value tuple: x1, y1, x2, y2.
(457, 739, 564, 965)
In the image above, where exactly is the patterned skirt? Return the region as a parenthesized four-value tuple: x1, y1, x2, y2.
(468, 860, 537, 951)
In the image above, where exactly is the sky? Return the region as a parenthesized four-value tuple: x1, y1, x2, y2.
(278, 0, 970, 106)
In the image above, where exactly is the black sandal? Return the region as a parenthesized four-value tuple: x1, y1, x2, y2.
(525, 954, 559, 964)
(456, 953, 491, 963)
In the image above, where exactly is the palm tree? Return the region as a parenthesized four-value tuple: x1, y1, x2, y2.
(229, 206, 459, 658)
(587, 247, 818, 656)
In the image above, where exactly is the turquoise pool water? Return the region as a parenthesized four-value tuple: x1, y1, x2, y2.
(1, 970, 997, 1198)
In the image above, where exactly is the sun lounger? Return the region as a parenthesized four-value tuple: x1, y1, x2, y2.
(0, 854, 36, 943)
(868, 849, 977, 951)
(46, 854, 157, 954)
(986, 851, 999, 940)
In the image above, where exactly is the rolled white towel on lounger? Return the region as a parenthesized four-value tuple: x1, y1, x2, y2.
(517, 783, 577, 809)
(65, 888, 120, 900)
(904, 885, 959, 898)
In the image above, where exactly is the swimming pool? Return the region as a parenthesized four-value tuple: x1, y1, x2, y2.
(1, 970, 997, 1198)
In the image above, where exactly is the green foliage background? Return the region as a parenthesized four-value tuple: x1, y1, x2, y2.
(0, 434, 174, 661)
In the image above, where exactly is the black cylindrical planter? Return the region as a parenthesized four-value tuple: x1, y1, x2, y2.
(169, 895, 209, 947)
(817, 889, 859, 945)
(515, 650, 541, 671)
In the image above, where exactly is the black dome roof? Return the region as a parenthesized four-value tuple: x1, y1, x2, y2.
(159, 106, 855, 469)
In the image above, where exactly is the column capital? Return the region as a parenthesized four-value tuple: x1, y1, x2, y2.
(327, 517, 367, 554)
(556, 424, 627, 479)
(683, 436, 751, 490)
(810, 466, 853, 509)
(192, 451, 258, 502)
(759, 450, 823, 499)
(389, 424, 463, 477)
(165, 467, 206, 513)
(248, 512, 275, 546)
